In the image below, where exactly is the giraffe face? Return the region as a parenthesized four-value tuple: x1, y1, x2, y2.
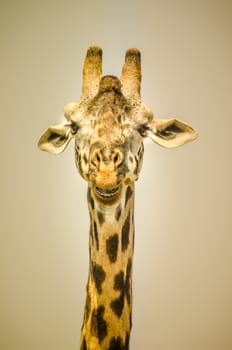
(38, 47, 197, 205)
(72, 77, 145, 204)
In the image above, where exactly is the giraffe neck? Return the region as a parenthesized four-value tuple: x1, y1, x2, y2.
(80, 183, 135, 350)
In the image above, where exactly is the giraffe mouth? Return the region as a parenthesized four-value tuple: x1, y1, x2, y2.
(94, 185, 121, 203)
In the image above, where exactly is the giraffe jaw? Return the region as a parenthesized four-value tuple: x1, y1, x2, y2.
(93, 184, 122, 204)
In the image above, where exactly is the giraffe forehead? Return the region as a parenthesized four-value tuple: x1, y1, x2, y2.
(89, 126, 141, 155)
(95, 108, 123, 135)
(77, 108, 140, 149)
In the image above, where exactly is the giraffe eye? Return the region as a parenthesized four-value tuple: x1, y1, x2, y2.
(137, 124, 149, 137)
(70, 122, 78, 135)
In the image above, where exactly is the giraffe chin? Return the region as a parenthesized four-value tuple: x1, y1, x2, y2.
(93, 184, 121, 204)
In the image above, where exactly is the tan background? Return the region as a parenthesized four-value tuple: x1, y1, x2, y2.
(1, 0, 231, 349)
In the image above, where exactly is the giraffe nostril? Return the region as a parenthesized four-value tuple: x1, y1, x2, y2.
(112, 150, 123, 168)
(91, 150, 102, 168)
(91, 148, 123, 170)
(113, 153, 119, 163)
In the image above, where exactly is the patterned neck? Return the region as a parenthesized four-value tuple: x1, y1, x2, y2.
(80, 183, 134, 350)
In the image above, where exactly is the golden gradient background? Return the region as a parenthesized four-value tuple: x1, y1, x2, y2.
(1, 1, 231, 349)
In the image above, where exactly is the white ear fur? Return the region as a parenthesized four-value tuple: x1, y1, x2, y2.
(64, 102, 78, 121)
(146, 118, 198, 148)
(38, 123, 75, 154)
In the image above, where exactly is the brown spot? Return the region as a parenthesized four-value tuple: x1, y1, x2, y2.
(138, 144, 144, 156)
(83, 293, 91, 323)
(125, 332, 130, 349)
(107, 334, 129, 350)
(97, 211, 105, 226)
(115, 205, 122, 221)
(110, 271, 124, 317)
(89, 226, 94, 243)
(125, 186, 133, 208)
(134, 156, 139, 175)
(93, 221, 99, 250)
(110, 293, 124, 318)
(83, 154, 88, 164)
(80, 337, 87, 350)
(121, 211, 130, 252)
(110, 259, 132, 317)
(114, 271, 124, 291)
(125, 259, 132, 305)
(106, 234, 119, 263)
(90, 305, 108, 343)
(91, 262, 106, 294)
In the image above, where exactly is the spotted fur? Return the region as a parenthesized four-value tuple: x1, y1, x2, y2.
(106, 234, 119, 263)
(121, 211, 131, 252)
(91, 263, 106, 294)
(38, 46, 197, 350)
(90, 305, 108, 343)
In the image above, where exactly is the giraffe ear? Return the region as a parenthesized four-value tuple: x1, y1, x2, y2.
(145, 118, 198, 148)
(38, 123, 76, 154)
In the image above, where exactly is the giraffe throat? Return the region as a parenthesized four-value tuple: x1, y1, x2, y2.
(81, 183, 134, 350)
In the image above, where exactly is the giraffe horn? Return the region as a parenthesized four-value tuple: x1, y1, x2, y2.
(82, 46, 102, 98)
(121, 48, 141, 99)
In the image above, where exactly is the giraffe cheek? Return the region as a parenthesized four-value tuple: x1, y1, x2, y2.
(124, 171, 139, 184)
(75, 153, 89, 181)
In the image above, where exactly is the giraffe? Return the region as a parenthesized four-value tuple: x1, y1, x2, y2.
(38, 46, 197, 350)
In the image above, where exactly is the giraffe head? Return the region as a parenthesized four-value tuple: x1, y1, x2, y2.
(38, 46, 197, 205)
